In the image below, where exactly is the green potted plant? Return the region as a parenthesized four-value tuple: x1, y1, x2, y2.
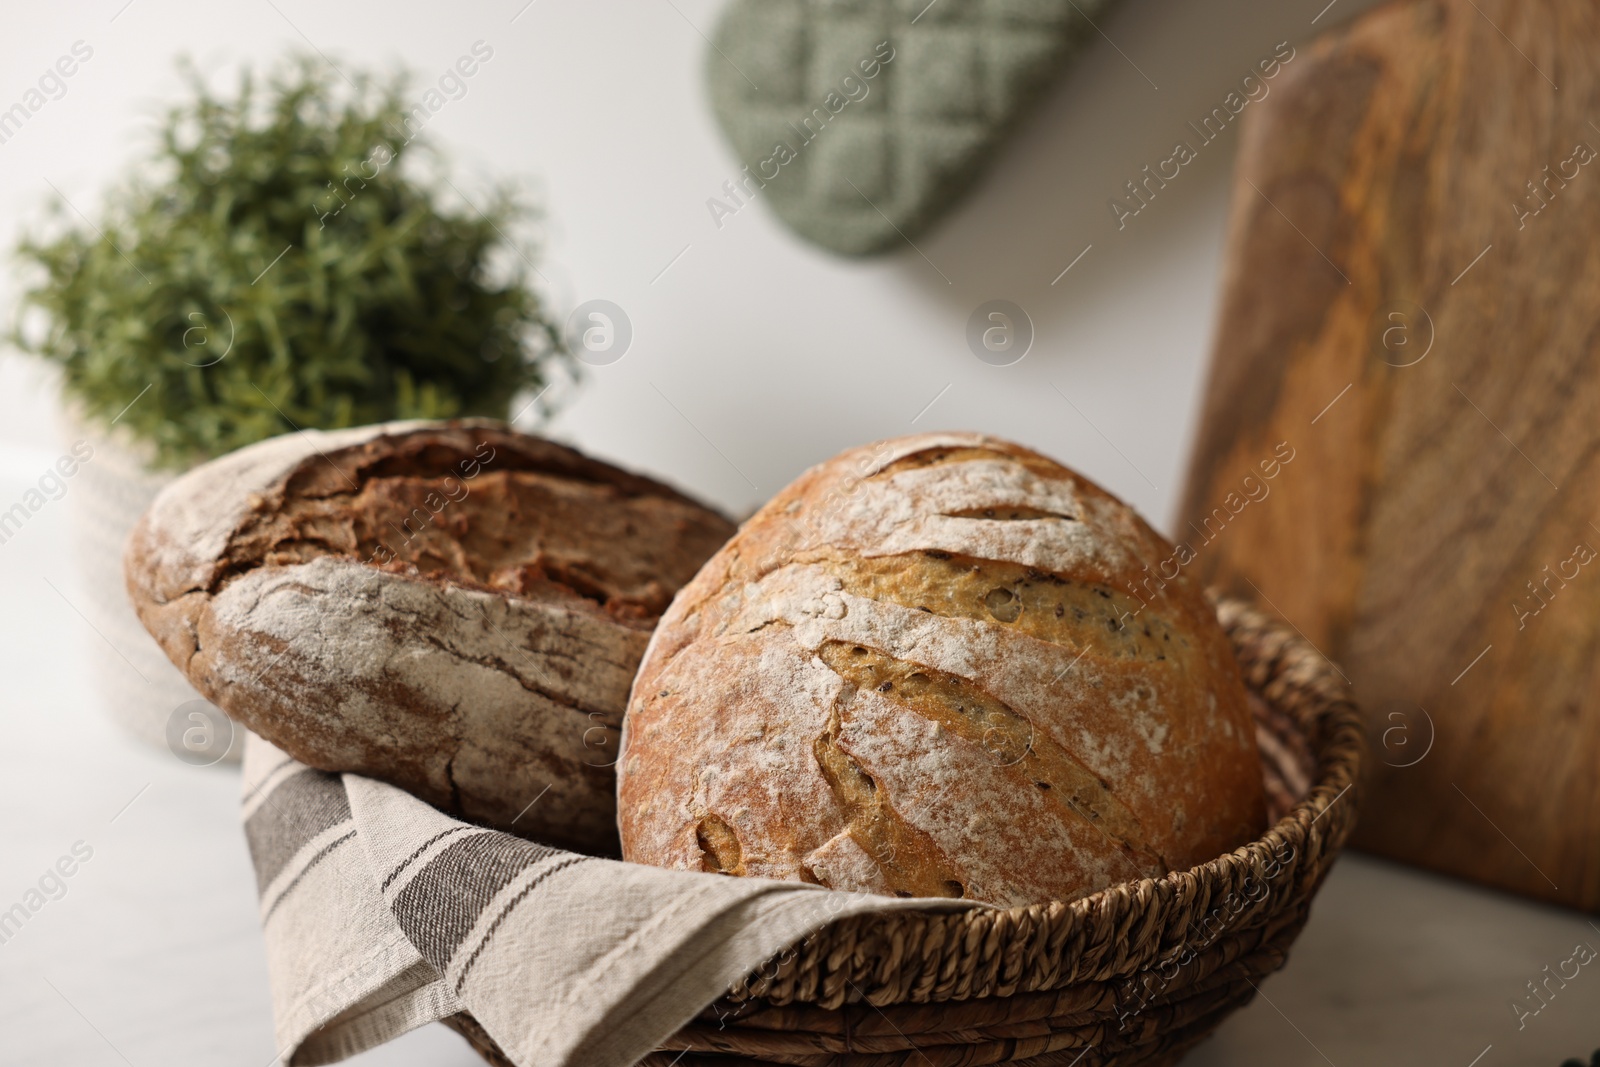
(11, 55, 569, 755)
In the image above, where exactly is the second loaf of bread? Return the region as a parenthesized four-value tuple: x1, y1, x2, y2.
(126, 420, 735, 853)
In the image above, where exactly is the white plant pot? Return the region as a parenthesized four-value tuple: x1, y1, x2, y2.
(63, 411, 240, 762)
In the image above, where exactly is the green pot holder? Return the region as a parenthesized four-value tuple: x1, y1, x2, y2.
(705, 0, 1121, 256)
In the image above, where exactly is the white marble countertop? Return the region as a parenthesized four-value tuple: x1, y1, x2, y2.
(1, 1, 1595, 1064)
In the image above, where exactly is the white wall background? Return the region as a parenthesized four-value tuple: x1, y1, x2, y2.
(0, 0, 1376, 527)
(8, 3, 1599, 1067)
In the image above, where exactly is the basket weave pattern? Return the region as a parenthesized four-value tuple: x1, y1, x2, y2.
(448, 598, 1365, 1066)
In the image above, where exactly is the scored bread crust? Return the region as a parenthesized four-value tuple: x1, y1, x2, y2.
(618, 432, 1266, 906)
(126, 420, 734, 853)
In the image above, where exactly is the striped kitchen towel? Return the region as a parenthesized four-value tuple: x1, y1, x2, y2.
(241, 734, 977, 1066)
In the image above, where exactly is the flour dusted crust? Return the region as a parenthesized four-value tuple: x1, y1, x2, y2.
(617, 433, 1266, 906)
(126, 420, 734, 853)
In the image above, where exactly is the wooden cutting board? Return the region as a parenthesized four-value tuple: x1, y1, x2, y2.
(1178, 0, 1600, 910)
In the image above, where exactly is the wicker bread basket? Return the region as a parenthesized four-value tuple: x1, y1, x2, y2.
(445, 597, 1365, 1066)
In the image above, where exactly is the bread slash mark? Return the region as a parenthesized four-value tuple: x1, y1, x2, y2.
(811, 702, 967, 899)
(817, 552, 1185, 665)
(695, 812, 744, 875)
(869, 445, 1070, 481)
(942, 505, 1076, 521)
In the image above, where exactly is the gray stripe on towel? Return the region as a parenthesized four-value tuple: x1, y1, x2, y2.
(243, 768, 353, 894)
(390, 833, 565, 971)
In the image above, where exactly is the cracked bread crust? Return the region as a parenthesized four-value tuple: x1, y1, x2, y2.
(617, 432, 1266, 906)
(125, 420, 734, 853)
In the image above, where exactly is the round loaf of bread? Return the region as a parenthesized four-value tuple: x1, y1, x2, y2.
(618, 433, 1266, 906)
(126, 420, 734, 853)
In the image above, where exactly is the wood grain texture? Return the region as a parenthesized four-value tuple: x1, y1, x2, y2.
(1178, 0, 1600, 909)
